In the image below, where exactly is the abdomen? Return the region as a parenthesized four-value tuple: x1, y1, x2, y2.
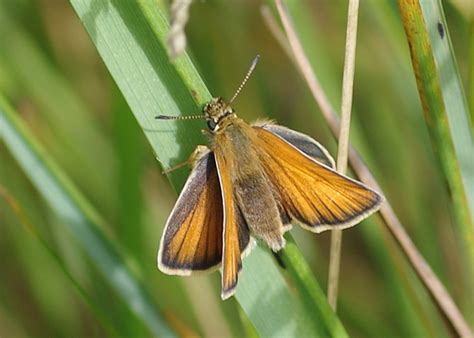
(214, 122, 286, 251)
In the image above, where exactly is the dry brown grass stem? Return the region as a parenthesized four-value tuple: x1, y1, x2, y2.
(327, 0, 360, 311)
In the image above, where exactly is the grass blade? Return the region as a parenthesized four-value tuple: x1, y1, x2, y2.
(0, 5, 116, 215)
(0, 95, 176, 337)
(398, 0, 474, 329)
(400, 0, 474, 239)
(327, 0, 360, 310)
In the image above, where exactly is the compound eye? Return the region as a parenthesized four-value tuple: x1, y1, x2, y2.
(207, 118, 217, 130)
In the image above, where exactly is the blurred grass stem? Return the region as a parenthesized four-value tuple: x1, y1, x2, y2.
(327, 0, 359, 311)
(274, 0, 472, 335)
(167, 0, 192, 60)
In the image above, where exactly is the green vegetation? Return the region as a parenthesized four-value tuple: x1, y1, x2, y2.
(0, 0, 472, 337)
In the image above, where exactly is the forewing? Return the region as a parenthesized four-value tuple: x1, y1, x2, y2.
(158, 151, 223, 274)
(214, 149, 251, 300)
(253, 121, 335, 168)
(253, 127, 383, 232)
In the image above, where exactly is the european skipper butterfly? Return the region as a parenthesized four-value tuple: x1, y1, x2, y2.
(157, 56, 383, 299)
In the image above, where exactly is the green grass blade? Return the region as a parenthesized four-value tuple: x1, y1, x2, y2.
(0, 6, 116, 216)
(279, 237, 348, 337)
(0, 95, 176, 337)
(68, 0, 347, 336)
(398, 0, 474, 319)
(399, 0, 474, 242)
(113, 97, 146, 256)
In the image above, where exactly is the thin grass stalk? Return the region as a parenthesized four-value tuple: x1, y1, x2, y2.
(274, 1, 473, 336)
(327, 0, 360, 311)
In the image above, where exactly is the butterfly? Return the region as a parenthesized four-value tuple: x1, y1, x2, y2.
(156, 56, 383, 299)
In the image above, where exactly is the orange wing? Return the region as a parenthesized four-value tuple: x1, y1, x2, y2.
(253, 127, 383, 232)
(158, 152, 223, 274)
(253, 121, 336, 168)
(214, 149, 251, 300)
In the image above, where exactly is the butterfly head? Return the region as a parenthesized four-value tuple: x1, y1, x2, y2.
(155, 55, 258, 131)
(203, 97, 236, 132)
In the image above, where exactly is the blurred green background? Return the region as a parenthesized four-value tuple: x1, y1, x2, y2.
(0, 0, 472, 337)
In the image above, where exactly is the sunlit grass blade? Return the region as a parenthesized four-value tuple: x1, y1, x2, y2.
(398, 0, 474, 325)
(0, 95, 176, 337)
(68, 0, 348, 336)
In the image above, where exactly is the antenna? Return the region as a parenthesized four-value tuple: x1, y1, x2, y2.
(155, 114, 205, 120)
(157, 54, 260, 121)
(228, 54, 260, 105)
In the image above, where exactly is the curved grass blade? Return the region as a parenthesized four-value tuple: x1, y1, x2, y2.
(68, 0, 347, 336)
(0, 5, 116, 215)
(0, 95, 176, 338)
(398, 0, 474, 326)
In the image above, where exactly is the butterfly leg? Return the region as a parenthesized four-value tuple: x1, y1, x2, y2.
(162, 145, 210, 174)
(201, 129, 213, 138)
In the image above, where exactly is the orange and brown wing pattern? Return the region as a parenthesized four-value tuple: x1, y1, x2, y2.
(158, 152, 223, 274)
(214, 150, 250, 299)
(253, 127, 383, 232)
(253, 121, 336, 168)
